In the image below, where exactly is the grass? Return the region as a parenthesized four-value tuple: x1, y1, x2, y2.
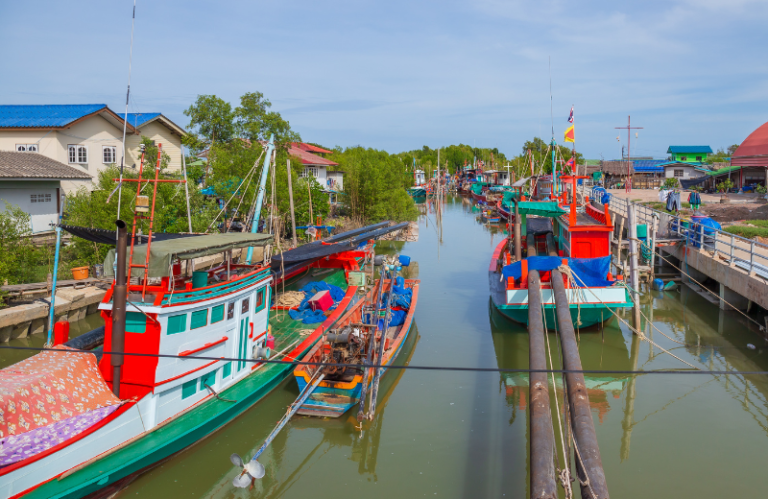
(723, 225, 768, 239)
(744, 220, 768, 228)
(642, 201, 703, 211)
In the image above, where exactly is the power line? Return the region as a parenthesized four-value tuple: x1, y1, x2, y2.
(1, 344, 766, 376)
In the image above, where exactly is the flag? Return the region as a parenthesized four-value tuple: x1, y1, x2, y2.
(567, 106, 574, 123)
(564, 125, 575, 143)
(565, 157, 574, 167)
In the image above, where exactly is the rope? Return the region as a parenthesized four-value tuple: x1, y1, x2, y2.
(206, 148, 265, 231)
(540, 290, 573, 498)
(558, 265, 699, 369)
(6, 343, 768, 375)
(274, 291, 304, 308)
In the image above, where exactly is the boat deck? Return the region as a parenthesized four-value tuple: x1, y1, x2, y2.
(269, 267, 351, 353)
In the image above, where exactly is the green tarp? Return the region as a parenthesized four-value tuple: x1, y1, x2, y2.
(512, 201, 567, 218)
(104, 232, 273, 278)
(470, 182, 491, 195)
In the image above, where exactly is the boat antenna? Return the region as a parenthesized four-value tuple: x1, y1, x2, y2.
(115, 0, 137, 221)
(549, 56, 554, 140)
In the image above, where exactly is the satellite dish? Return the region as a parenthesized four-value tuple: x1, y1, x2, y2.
(230, 452, 266, 488)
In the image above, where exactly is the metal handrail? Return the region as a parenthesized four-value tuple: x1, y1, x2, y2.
(585, 186, 768, 277)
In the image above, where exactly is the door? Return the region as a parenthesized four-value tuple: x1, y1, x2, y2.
(237, 296, 251, 372)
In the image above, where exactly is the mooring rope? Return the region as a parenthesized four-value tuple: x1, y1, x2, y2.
(557, 265, 698, 369)
(540, 292, 574, 498)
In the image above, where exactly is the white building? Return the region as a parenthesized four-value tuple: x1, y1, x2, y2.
(0, 105, 185, 192)
(288, 143, 343, 191)
(0, 151, 92, 233)
(662, 161, 700, 180)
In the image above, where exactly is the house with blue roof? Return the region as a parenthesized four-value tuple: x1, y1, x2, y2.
(0, 105, 185, 192)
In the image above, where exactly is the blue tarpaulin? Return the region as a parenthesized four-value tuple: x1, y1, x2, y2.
(288, 281, 346, 324)
(378, 276, 412, 328)
(501, 256, 614, 287)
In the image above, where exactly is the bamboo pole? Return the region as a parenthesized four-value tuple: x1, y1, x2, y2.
(286, 159, 298, 247)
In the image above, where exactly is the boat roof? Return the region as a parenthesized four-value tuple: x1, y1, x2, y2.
(105, 232, 273, 278)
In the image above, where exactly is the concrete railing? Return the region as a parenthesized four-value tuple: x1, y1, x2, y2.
(587, 186, 768, 278)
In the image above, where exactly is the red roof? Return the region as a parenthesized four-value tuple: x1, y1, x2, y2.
(287, 145, 338, 167)
(294, 142, 333, 154)
(732, 121, 768, 166)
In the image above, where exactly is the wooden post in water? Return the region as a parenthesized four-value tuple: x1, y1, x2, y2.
(627, 202, 642, 329)
(649, 214, 658, 278)
(286, 159, 298, 247)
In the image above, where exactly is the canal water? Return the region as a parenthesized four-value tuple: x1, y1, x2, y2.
(12, 195, 768, 497)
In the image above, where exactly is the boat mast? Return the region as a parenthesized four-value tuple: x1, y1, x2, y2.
(246, 134, 275, 264)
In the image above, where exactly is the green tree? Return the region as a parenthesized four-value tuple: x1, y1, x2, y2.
(184, 95, 235, 146)
(234, 92, 301, 146)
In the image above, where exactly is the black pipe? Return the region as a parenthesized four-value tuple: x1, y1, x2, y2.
(545, 233, 559, 257)
(528, 270, 557, 498)
(551, 269, 610, 498)
(111, 220, 128, 398)
(64, 326, 105, 351)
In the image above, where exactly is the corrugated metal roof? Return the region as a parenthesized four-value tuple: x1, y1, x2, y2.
(123, 112, 161, 128)
(658, 160, 704, 168)
(666, 145, 713, 154)
(0, 104, 107, 128)
(0, 152, 92, 179)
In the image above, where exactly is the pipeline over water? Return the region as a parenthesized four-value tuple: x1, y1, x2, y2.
(528, 269, 557, 498)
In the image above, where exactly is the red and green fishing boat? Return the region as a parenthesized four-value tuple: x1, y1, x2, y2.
(489, 175, 632, 328)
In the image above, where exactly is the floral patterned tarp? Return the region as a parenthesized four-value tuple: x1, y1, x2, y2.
(0, 404, 119, 467)
(0, 346, 121, 439)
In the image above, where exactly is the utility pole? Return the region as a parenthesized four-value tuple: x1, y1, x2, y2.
(615, 115, 643, 193)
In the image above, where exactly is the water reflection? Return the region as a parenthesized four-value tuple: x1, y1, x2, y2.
(203, 327, 420, 498)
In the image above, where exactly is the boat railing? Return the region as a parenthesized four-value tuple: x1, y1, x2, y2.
(584, 185, 768, 278)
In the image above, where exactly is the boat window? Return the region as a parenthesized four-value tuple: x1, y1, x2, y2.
(227, 301, 235, 320)
(125, 312, 146, 333)
(191, 309, 208, 330)
(255, 288, 266, 312)
(200, 370, 216, 390)
(211, 304, 225, 323)
(242, 298, 250, 314)
(167, 314, 187, 335)
(181, 379, 197, 399)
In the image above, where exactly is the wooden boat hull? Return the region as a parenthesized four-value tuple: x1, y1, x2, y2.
(471, 191, 487, 203)
(293, 280, 420, 418)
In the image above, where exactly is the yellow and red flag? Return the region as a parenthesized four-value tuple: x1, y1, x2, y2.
(564, 125, 575, 143)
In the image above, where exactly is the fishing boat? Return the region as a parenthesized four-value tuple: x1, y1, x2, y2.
(293, 270, 419, 418)
(0, 228, 374, 498)
(470, 181, 491, 203)
(481, 209, 501, 224)
(0, 140, 407, 498)
(489, 175, 632, 328)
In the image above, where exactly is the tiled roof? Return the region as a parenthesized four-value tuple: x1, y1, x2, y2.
(0, 104, 107, 128)
(0, 152, 92, 179)
(294, 142, 333, 154)
(667, 145, 713, 154)
(123, 112, 161, 128)
(287, 145, 338, 166)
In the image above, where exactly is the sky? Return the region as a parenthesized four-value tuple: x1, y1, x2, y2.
(2, 0, 767, 160)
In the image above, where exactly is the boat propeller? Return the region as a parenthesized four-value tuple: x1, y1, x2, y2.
(230, 453, 265, 488)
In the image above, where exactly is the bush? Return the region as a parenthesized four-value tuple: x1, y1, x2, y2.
(662, 178, 678, 189)
(0, 204, 47, 286)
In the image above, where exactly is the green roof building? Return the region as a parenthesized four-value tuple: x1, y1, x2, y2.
(666, 146, 713, 164)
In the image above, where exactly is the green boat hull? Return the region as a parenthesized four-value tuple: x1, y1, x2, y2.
(493, 303, 627, 329)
